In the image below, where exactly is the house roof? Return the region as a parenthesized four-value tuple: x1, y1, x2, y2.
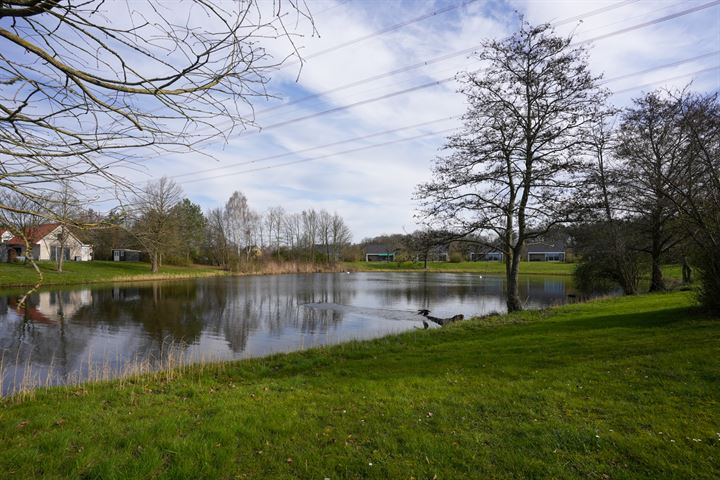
(526, 240, 566, 253)
(365, 243, 396, 254)
(5, 223, 61, 245)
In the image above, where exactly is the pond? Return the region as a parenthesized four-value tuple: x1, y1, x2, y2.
(0, 271, 578, 394)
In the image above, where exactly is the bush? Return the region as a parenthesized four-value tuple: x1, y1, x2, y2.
(449, 252, 463, 263)
(573, 261, 615, 294)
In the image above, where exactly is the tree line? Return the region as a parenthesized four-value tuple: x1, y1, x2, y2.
(75, 178, 352, 273)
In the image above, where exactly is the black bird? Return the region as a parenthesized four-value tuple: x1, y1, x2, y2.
(417, 309, 464, 327)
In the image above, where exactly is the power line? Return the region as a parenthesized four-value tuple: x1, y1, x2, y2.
(130, 0, 665, 158)
(212, 1, 720, 142)
(87, 1, 720, 198)
(578, 0, 720, 44)
(283, 0, 481, 69)
(179, 127, 457, 185)
(178, 65, 719, 184)
(612, 65, 720, 94)
(599, 51, 719, 84)
(166, 53, 719, 184)
(255, 0, 643, 117)
(171, 115, 458, 179)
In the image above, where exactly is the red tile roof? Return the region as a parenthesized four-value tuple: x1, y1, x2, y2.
(5, 223, 61, 245)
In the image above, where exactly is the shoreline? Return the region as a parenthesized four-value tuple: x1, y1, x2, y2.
(0, 260, 578, 289)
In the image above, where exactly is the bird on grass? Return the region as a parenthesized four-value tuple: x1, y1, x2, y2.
(416, 309, 464, 329)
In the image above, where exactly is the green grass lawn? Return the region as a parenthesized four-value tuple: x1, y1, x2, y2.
(346, 260, 578, 275)
(348, 260, 685, 280)
(1, 291, 717, 479)
(0, 260, 225, 287)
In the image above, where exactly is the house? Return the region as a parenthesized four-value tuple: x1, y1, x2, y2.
(526, 238, 567, 262)
(112, 249, 142, 262)
(365, 243, 396, 262)
(1, 224, 92, 262)
(470, 250, 504, 261)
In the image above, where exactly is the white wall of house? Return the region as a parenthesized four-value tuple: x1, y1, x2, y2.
(36, 226, 90, 261)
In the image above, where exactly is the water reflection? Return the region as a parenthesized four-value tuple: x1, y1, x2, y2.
(0, 272, 576, 394)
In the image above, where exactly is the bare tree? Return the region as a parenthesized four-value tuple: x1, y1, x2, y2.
(224, 191, 258, 263)
(663, 91, 720, 309)
(318, 210, 333, 262)
(0, 191, 43, 302)
(575, 109, 644, 295)
(265, 206, 286, 252)
(283, 212, 303, 258)
(132, 177, 183, 273)
(615, 91, 687, 291)
(301, 209, 319, 259)
(330, 212, 352, 262)
(49, 181, 82, 272)
(206, 207, 231, 269)
(0, 1, 314, 219)
(416, 22, 607, 312)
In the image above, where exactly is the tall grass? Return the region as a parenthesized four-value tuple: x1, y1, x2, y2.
(231, 260, 355, 275)
(0, 340, 224, 403)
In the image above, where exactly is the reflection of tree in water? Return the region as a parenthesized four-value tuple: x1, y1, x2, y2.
(205, 274, 357, 353)
(0, 290, 95, 389)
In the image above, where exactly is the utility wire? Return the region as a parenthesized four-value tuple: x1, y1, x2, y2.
(612, 65, 719, 94)
(171, 115, 458, 179)
(88, 60, 719, 204)
(208, 0, 720, 142)
(179, 128, 457, 185)
(257, 0, 642, 116)
(165, 53, 720, 184)
(282, 0, 481, 69)
(177, 65, 719, 184)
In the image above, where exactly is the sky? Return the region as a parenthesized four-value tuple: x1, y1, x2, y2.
(128, 0, 720, 241)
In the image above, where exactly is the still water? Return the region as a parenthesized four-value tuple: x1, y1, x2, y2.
(0, 272, 576, 394)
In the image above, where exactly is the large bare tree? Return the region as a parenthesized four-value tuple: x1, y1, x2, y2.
(0, 0, 313, 218)
(615, 91, 687, 291)
(417, 22, 607, 312)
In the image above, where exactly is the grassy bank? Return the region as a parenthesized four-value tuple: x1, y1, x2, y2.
(346, 259, 577, 275)
(0, 260, 355, 288)
(0, 260, 226, 288)
(1, 291, 717, 478)
(349, 260, 686, 282)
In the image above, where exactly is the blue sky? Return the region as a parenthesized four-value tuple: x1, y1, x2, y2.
(135, 0, 720, 240)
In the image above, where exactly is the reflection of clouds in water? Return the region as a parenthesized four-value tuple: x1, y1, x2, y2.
(303, 302, 421, 323)
(0, 272, 576, 393)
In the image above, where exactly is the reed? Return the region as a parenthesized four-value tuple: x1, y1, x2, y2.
(0, 339, 224, 403)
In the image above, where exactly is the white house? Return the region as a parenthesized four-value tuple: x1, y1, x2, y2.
(1, 224, 92, 262)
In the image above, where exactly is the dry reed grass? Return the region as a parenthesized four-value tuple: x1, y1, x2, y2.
(0, 340, 225, 404)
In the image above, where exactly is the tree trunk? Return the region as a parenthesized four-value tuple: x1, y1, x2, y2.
(151, 251, 159, 273)
(649, 234, 665, 291)
(506, 250, 523, 312)
(681, 256, 692, 284)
